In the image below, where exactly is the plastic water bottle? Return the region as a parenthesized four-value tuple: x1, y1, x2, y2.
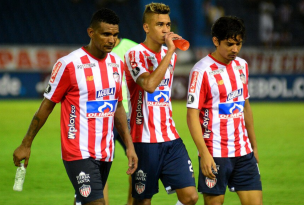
(13, 163, 26, 191)
(173, 39, 190, 51)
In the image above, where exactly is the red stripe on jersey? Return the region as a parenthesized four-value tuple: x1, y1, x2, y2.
(139, 52, 147, 71)
(227, 63, 241, 156)
(60, 62, 82, 160)
(168, 108, 179, 139)
(148, 106, 157, 143)
(80, 55, 96, 159)
(99, 58, 110, 161)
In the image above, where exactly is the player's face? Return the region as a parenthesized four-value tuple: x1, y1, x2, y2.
(213, 35, 243, 64)
(144, 14, 171, 45)
(90, 22, 119, 54)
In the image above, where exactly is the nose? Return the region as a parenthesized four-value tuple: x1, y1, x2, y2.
(232, 45, 238, 53)
(109, 36, 115, 44)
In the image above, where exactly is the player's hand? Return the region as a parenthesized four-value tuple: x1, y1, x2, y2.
(200, 152, 217, 179)
(126, 148, 138, 175)
(13, 144, 31, 168)
(164, 32, 182, 52)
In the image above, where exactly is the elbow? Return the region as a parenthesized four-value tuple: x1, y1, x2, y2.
(141, 80, 157, 93)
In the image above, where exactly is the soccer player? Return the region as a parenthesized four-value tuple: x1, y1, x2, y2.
(13, 8, 138, 205)
(186, 16, 263, 205)
(124, 3, 198, 205)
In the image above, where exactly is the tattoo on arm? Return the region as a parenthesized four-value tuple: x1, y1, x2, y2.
(27, 115, 41, 138)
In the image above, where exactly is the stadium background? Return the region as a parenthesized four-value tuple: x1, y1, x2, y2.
(1, 0, 303, 204)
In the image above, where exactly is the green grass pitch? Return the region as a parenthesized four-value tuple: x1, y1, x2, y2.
(1, 100, 303, 204)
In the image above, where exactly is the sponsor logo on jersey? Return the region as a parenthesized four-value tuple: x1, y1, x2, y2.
(135, 170, 147, 181)
(135, 182, 145, 194)
(76, 172, 90, 184)
(136, 91, 143, 125)
(147, 91, 169, 107)
(50, 61, 62, 83)
(187, 94, 195, 104)
(234, 65, 244, 70)
(68, 105, 77, 139)
(205, 177, 217, 188)
(86, 100, 117, 118)
(240, 73, 246, 84)
(218, 101, 245, 119)
(158, 78, 169, 87)
(129, 50, 138, 68)
(209, 69, 224, 76)
(79, 184, 91, 197)
(96, 87, 115, 99)
(44, 84, 51, 94)
(77, 63, 96, 69)
(86, 76, 94, 81)
(202, 109, 211, 138)
(107, 63, 119, 67)
(189, 71, 199, 93)
(113, 72, 120, 83)
(131, 67, 140, 76)
(227, 88, 243, 101)
(145, 55, 155, 60)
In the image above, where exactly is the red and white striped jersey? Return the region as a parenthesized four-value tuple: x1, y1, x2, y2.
(124, 43, 180, 143)
(187, 54, 253, 158)
(44, 47, 123, 162)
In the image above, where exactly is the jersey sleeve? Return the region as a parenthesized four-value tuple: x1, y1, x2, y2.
(44, 59, 71, 103)
(124, 49, 148, 82)
(117, 60, 124, 102)
(186, 67, 208, 110)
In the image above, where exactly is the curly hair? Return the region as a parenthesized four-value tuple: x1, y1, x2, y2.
(89, 8, 120, 29)
(142, 2, 170, 24)
(211, 16, 246, 42)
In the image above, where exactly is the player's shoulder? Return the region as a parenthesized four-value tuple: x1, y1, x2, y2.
(234, 56, 248, 65)
(58, 48, 85, 64)
(191, 55, 214, 73)
(109, 52, 123, 63)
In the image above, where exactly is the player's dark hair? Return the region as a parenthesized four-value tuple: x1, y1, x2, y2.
(211, 16, 246, 42)
(142, 2, 170, 24)
(90, 8, 120, 29)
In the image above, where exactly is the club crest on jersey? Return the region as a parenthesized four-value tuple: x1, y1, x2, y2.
(135, 182, 145, 194)
(113, 72, 120, 82)
(86, 100, 117, 118)
(209, 69, 224, 76)
(234, 65, 244, 70)
(77, 63, 96, 69)
(79, 184, 91, 197)
(96, 87, 115, 99)
(147, 91, 169, 107)
(205, 177, 217, 188)
(50, 61, 62, 83)
(240, 73, 246, 84)
(227, 88, 243, 101)
(218, 101, 245, 119)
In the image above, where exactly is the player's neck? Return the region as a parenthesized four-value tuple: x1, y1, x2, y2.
(84, 43, 107, 60)
(143, 38, 162, 53)
(211, 51, 231, 65)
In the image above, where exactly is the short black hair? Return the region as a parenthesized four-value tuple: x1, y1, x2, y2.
(90, 8, 120, 29)
(211, 16, 246, 42)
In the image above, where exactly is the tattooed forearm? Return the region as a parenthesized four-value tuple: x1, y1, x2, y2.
(27, 115, 41, 138)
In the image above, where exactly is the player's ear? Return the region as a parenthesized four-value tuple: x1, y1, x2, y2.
(87, 27, 94, 38)
(143, 23, 149, 33)
(212, 37, 219, 47)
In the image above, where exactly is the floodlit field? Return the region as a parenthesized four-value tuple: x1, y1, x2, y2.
(1, 100, 303, 205)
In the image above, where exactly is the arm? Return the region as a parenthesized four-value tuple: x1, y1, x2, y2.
(13, 98, 56, 168)
(244, 99, 259, 163)
(114, 101, 138, 175)
(136, 32, 180, 93)
(187, 108, 217, 179)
